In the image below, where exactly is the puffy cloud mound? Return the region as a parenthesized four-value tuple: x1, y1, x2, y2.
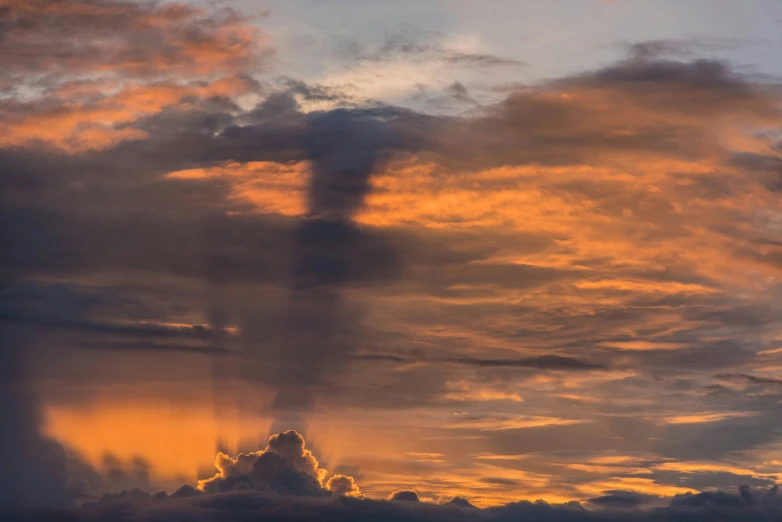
(197, 430, 351, 498)
(325, 474, 361, 497)
(446, 496, 476, 508)
(388, 490, 420, 502)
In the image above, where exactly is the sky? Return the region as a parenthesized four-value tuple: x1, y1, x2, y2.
(2, 0, 782, 520)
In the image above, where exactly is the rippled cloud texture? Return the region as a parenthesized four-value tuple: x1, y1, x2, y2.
(2, 0, 782, 518)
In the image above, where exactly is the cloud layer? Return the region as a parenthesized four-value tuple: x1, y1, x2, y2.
(2, 0, 782, 511)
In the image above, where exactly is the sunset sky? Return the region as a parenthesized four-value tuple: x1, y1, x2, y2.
(2, 0, 782, 520)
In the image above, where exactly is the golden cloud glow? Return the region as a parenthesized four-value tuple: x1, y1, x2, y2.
(166, 160, 309, 215)
(661, 411, 759, 425)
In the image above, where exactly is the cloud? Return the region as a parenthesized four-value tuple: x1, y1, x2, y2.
(718, 373, 782, 386)
(197, 430, 351, 498)
(623, 38, 741, 61)
(388, 489, 421, 502)
(0, 0, 267, 151)
(261, 98, 442, 417)
(347, 24, 524, 69)
(3, 0, 782, 502)
(4, 484, 782, 521)
(354, 353, 607, 371)
(446, 496, 476, 508)
(325, 475, 361, 497)
(1, 0, 266, 85)
(586, 490, 662, 509)
(0, 325, 73, 507)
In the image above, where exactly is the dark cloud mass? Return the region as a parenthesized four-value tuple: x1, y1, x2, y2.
(3, 483, 782, 522)
(265, 101, 436, 419)
(0, 328, 70, 507)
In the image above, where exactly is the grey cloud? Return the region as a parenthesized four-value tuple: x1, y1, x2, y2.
(718, 373, 782, 386)
(79, 341, 233, 356)
(730, 152, 782, 192)
(655, 415, 781, 461)
(0, 281, 233, 343)
(436, 56, 780, 170)
(587, 490, 662, 510)
(348, 24, 524, 69)
(0, 0, 266, 90)
(0, 325, 72, 507)
(5, 486, 782, 521)
(354, 353, 607, 371)
(575, 58, 753, 99)
(625, 38, 742, 61)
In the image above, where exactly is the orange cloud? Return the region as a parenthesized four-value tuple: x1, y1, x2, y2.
(3, 0, 268, 81)
(166, 161, 309, 216)
(1, 0, 267, 151)
(1, 77, 258, 152)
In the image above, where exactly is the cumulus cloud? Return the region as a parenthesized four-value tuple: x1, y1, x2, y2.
(325, 475, 361, 497)
(197, 431, 351, 498)
(388, 489, 421, 501)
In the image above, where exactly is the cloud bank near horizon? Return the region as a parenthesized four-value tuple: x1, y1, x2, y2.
(5, 430, 782, 522)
